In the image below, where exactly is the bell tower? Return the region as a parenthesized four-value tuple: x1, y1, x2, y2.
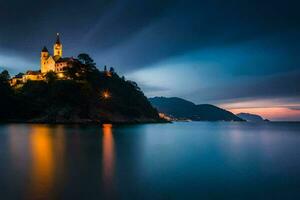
(41, 46, 49, 73)
(53, 33, 63, 58)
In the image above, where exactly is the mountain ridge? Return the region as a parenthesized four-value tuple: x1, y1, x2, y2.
(237, 112, 268, 122)
(149, 97, 244, 121)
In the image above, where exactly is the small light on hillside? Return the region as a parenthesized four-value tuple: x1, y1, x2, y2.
(102, 91, 111, 99)
(105, 71, 112, 77)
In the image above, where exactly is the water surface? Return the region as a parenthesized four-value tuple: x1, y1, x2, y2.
(0, 122, 300, 199)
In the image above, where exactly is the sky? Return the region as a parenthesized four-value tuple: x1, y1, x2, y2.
(0, 0, 300, 121)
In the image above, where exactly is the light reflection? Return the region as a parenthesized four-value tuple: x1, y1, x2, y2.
(8, 125, 29, 169)
(54, 125, 66, 163)
(27, 125, 54, 199)
(102, 124, 115, 193)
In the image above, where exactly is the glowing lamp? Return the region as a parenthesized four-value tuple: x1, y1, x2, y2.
(102, 91, 111, 99)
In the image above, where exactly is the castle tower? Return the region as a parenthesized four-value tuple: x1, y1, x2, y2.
(53, 33, 63, 58)
(41, 46, 49, 73)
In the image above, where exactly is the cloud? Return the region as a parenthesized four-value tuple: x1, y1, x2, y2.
(92, 0, 300, 72)
(0, 49, 36, 74)
(288, 107, 300, 111)
(2, 0, 300, 72)
(194, 70, 300, 104)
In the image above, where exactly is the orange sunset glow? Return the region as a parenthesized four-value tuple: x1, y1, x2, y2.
(221, 100, 300, 121)
(230, 107, 300, 121)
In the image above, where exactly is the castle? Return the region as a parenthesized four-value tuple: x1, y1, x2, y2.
(40, 33, 75, 75)
(10, 33, 76, 85)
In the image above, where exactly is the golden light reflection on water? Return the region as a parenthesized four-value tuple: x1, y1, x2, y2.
(27, 125, 55, 200)
(102, 124, 115, 191)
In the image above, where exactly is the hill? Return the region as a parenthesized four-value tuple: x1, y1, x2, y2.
(149, 97, 244, 121)
(237, 113, 268, 122)
(0, 56, 162, 124)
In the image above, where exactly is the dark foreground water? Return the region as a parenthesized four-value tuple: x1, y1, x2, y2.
(0, 122, 300, 199)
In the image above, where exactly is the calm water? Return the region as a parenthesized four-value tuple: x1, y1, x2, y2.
(0, 122, 300, 199)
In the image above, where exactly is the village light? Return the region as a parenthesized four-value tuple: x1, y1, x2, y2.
(57, 73, 64, 78)
(102, 90, 111, 99)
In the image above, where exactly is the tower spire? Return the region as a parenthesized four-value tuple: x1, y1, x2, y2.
(56, 33, 61, 44)
(53, 33, 63, 57)
(41, 46, 49, 52)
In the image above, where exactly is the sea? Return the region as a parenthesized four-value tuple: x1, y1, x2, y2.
(0, 122, 300, 199)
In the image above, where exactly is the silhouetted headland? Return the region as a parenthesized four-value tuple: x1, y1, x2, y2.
(149, 97, 244, 121)
(237, 113, 270, 122)
(0, 54, 164, 124)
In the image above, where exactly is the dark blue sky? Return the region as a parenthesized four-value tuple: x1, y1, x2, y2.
(0, 0, 300, 120)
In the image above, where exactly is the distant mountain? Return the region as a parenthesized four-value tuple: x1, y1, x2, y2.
(237, 113, 268, 122)
(149, 97, 244, 121)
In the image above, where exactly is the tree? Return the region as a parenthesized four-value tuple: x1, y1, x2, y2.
(78, 53, 96, 67)
(127, 80, 141, 91)
(15, 73, 24, 78)
(0, 70, 14, 120)
(65, 61, 84, 80)
(65, 58, 101, 84)
(0, 70, 10, 82)
(45, 71, 57, 83)
(109, 67, 115, 73)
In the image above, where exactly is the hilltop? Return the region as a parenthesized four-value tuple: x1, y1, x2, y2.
(237, 113, 269, 122)
(149, 97, 244, 121)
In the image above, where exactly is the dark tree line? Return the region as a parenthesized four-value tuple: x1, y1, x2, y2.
(0, 70, 15, 119)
